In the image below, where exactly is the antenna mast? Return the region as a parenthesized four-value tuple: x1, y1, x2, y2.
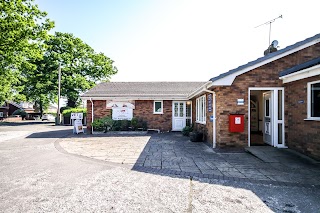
(255, 15, 283, 45)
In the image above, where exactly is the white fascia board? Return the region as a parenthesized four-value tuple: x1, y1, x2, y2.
(187, 81, 212, 99)
(280, 64, 320, 84)
(81, 96, 189, 101)
(211, 38, 320, 86)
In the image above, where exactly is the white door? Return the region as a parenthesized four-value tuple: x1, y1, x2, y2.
(263, 92, 273, 145)
(172, 101, 186, 131)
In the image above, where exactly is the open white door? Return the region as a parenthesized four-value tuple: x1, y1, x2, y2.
(263, 91, 273, 145)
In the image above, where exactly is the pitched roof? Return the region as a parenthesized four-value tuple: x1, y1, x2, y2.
(279, 57, 320, 77)
(210, 33, 320, 82)
(82, 82, 207, 100)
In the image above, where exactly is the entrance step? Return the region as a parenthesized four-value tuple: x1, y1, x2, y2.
(245, 146, 320, 164)
(245, 146, 280, 163)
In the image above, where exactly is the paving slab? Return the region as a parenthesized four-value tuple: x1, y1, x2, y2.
(59, 132, 320, 186)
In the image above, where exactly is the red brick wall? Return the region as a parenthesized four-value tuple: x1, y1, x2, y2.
(212, 42, 320, 148)
(191, 93, 213, 144)
(134, 100, 172, 132)
(87, 100, 111, 132)
(86, 100, 173, 132)
(284, 75, 320, 160)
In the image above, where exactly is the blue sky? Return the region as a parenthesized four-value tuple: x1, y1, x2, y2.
(35, 0, 320, 82)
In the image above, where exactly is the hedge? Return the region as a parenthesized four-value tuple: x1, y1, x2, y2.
(62, 108, 87, 117)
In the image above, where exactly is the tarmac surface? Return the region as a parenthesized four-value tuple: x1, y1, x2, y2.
(0, 122, 320, 212)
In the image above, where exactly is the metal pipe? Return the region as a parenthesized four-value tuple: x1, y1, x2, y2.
(56, 62, 61, 125)
(204, 89, 216, 148)
(89, 98, 94, 134)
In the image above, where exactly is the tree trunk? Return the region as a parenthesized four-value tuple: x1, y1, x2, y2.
(39, 98, 43, 118)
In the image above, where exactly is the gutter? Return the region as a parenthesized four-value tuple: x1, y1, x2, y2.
(89, 98, 94, 134)
(204, 89, 216, 149)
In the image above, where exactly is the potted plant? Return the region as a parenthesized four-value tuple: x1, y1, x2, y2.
(190, 131, 203, 142)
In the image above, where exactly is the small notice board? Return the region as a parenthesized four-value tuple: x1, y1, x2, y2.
(71, 113, 84, 134)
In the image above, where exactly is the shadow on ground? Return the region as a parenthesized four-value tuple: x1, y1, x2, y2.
(0, 121, 54, 126)
(26, 129, 71, 138)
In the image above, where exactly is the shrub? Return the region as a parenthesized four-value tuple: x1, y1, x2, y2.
(92, 119, 104, 131)
(92, 116, 114, 132)
(131, 117, 139, 130)
(111, 120, 122, 131)
(12, 109, 27, 119)
(182, 126, 193, 136)
(62, 108, 87, 117)
(120, 120, 130, 131)
(60, 106, 71, 114)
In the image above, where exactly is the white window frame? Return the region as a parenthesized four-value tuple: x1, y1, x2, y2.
(307, 80, 320, 120)
(153, 101, 163, 114)
(196, 95, 206, 124)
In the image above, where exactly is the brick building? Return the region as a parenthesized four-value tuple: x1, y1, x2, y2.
(188, 33, 320, 160)
(82, 33, 320, 160)
(82, 82, 206, 132)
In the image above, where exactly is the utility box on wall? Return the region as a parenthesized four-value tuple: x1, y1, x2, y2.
(229, 114, 245, 132)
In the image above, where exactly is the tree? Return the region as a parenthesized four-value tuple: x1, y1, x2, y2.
(0, 0, 54, 104)
(42, 32, 118, 107)
(20, 57, 57, 116)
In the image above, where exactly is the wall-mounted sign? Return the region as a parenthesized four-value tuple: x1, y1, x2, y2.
(209, 115, 214, 122)
(106, 100, 135, 109)
(112, 107, 133, 120)
(71, 113, 83, 120)
(208, 94, 212, 112)
(298, 100, 304, 104)
(265, 122, 270, 135)
(237, 99, 244, 105)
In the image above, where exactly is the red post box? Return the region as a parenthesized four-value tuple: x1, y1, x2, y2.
(229, 114, 244, 132)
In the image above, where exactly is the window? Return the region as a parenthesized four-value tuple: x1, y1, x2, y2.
(196, 95, 206, 124)
(154, 101, 163, 114)
(0, 112, 3, 117)
(308, 80, 320, 119)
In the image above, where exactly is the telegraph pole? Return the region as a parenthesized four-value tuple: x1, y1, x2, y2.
(56, 62, 61, 125)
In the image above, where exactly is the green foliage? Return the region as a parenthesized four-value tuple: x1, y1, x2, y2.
(182, 126, 193, 136)
(12, 109, 27, 118)
(0, 0, 54, 104)
(130, 117, 139, 130)
(92, 117, 148, 132)
(62, 108, 87, 117)
(40, 32, 118, 107)
(60, 106, 72, 114)
(92, 116, 113, 132)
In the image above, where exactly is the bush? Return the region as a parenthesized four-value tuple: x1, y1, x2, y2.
(12, 109, 27, 119)
(131, 117, 139, 130)
(182, 126, 193, 136)
(190, 131, 203, 142)
(92, 116, 114, 132)
(60, 106, 71, 114)
(62, 108, 87, 117)
(92, 117, 148, 132)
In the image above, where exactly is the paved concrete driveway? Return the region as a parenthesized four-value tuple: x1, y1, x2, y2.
(59, 132, 320, 186)
(1, 123, 320, 212)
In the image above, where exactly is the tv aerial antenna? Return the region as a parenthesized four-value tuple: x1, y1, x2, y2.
(255, 15, 283, 46)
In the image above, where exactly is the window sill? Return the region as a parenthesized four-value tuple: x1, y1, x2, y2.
(196, 121, 206, 125)
(304, 118, 320, 121)
(153, 112, 163, 115)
